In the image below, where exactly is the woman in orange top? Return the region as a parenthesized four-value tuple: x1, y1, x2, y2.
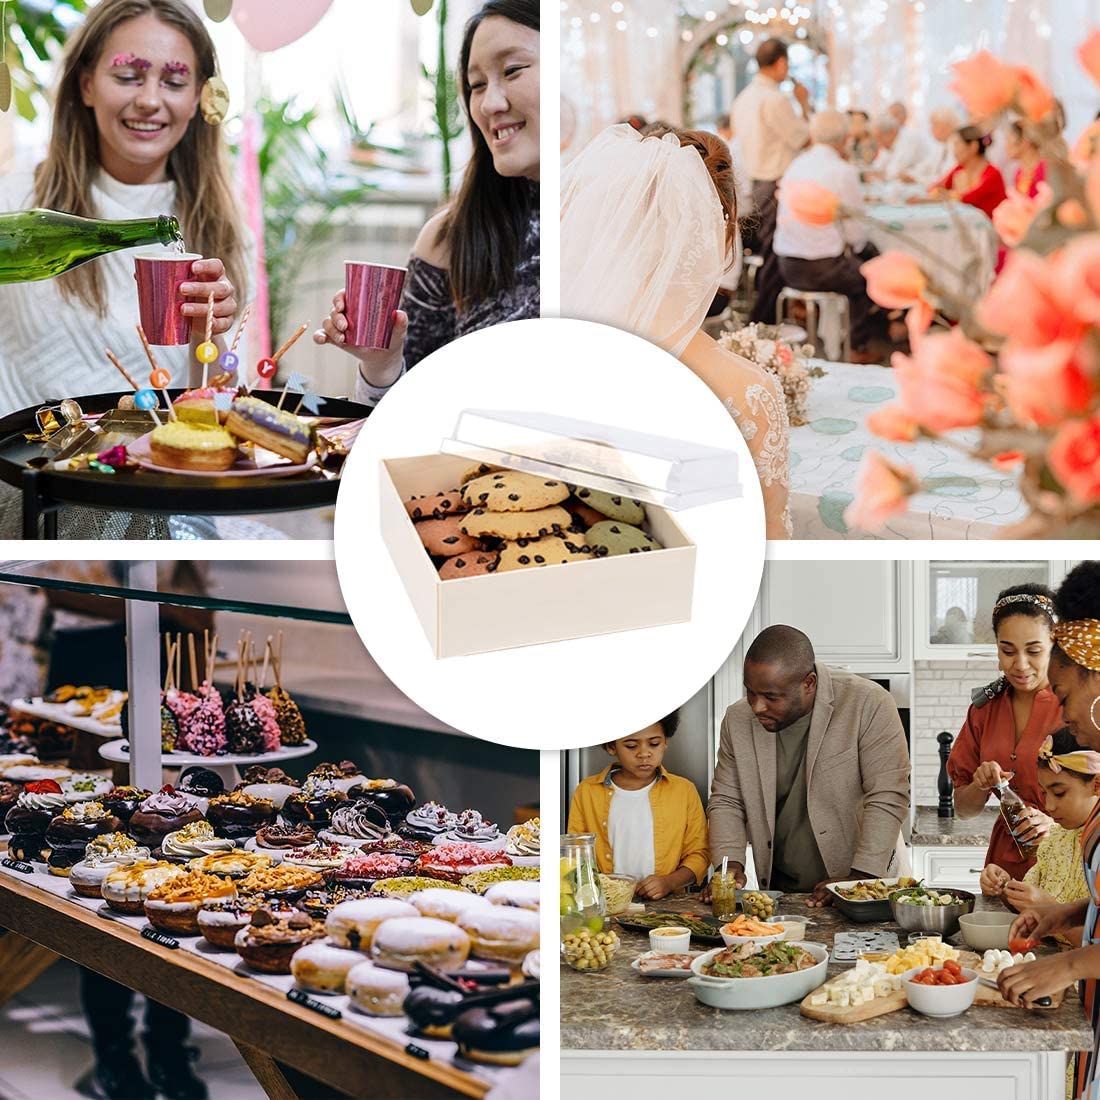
(948, 584, 1064, 880)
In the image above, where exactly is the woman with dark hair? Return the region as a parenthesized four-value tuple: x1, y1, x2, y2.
(926, 125, 1007, 218)
(1004, 120, 1047, 198)
(996, 562, 1100, 1098)
(316, 0, 539, 399)
(947, 583, 1063, 880)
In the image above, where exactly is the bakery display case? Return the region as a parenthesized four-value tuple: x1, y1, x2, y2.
(0, 560, 540, 1099)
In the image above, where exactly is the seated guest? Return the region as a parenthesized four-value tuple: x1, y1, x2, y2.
(869, 108, 935, 183)
(846, 109, 876, 166)
(981, 728, 1096, 946)
(1004, 120, 1047, 198)
(707, 625, 910, 906)
(567, 712, 709, 901)
(923, 106, 963, 183)
(927, 126, 1007, 218)
(775, 110, 883, 361)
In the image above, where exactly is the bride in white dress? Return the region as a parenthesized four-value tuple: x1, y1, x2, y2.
(560, 123, 792, 539)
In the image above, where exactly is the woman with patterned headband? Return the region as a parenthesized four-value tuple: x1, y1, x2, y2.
(948, 584, 1063, 881)
(998, 562, 1100, 1100)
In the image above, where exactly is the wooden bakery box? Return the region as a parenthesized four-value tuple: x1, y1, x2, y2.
(379, 409, 743, 659)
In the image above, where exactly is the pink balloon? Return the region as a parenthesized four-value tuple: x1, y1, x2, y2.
(232, 0, 333, 52)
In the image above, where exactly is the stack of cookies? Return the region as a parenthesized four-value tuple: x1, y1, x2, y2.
(403, 464, 663, 580)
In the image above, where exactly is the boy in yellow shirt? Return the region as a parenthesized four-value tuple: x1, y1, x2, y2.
(567, 712, 710, 900)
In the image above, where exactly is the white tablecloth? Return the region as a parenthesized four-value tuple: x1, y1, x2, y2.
(789, 361, 1027, 540)
(864, 201, 1000, 301)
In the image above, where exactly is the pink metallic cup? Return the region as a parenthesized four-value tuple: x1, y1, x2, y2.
(344, 261, 406, 349)
(134, 252, 202, 346)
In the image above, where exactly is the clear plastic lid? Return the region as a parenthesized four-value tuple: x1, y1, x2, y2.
(440, 409, 741, 511)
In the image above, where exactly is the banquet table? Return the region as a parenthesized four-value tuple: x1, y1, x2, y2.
(789, 360, 1027, 540)
(864, 201, 1000, 302)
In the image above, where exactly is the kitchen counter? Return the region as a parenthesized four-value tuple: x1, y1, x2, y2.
(912, 806, 999, 847)
(561, 893, 1089, 1054)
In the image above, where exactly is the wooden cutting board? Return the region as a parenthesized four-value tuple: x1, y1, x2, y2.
(973, 980, 1064, 1009)
(799, 985, 907, 1023)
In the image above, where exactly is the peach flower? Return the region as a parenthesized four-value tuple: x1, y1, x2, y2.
(991, 451, 1025, 471)
(1059, 199, 1090, 229)
(1072, 120, 1100, 167)
(906, 299, 935, 351)
(891, 330, 990, 434)
(978, 249, 1083, 347)
(992, 184, 1052, 247)
(1048, 414, 1100, 504)
(843, 451, 917, 532)
(1014, 66, 1056, 123)
(866, 405, 919, 442)
(949, 52, 1019, 119)
(1000, 342, 1096, 426)
(1078, 29, 1100, 87)
(860, 252, 928, 309)
(1088, 158, 1100, 224)
(783, 180, 841, 226)
(1051, 235, 1100, 326)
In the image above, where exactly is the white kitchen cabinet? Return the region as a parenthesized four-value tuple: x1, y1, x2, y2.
(910, 845, 987, 890)
(914, 561, 1076, 660)
(759, 560, 911, 672)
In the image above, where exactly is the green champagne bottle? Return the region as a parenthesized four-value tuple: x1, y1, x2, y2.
(0, 209, 183, 284)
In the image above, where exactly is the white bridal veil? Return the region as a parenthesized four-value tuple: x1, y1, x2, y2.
(560, 124, 729, 358)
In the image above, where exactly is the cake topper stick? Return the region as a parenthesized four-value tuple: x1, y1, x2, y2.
(271, 322, 308, 363)
(105, 348, 139, 392)
(136, 324, 177, 420)
(276, 369, 308, 412)
(196, 290, 218, 388)
(188, 633, 200, 693)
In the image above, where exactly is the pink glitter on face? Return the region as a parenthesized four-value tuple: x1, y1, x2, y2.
(111, 53, 152, 70)
(162, 61, 191, 78)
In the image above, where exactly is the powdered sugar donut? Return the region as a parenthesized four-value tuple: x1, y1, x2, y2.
(484, 881, 540, 911)
(324, 898, 417, 951)
(370, 916, 471, 971)
(459, 907, 539, 964)
(346, 961, 410, 1016)
(290, 941, 368, 994)
(408, 887, 494, 923)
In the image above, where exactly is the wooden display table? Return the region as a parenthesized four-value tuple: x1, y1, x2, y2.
(0, 872, 496, 1099)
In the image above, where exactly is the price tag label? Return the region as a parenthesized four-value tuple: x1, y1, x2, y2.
(286, 989, 342, 1019)
(141, 926, 180, 949)
(405, 1043, 430, 1061)
(2, 857, 33, 874)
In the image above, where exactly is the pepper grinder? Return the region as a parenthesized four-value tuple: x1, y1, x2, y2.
(937, 731, 954, 818)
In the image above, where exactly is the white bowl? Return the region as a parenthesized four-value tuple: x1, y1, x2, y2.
(650, 927, 691, 952)
(687, 941, 829, 1010)
(902, 966, 979, 1018)
(766, 915, 807, 941)
(719, 927, 785, 948)
(958, 911, 1014, 951)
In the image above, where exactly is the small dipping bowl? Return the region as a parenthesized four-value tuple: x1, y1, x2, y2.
(766, 915, 807, 941)
(650, 926, 691, 953)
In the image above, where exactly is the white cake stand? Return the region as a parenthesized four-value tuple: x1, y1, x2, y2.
(99, 739, 317, 787)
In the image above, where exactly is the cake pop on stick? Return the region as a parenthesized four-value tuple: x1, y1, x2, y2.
(244, 639, 280, 752)
(160, 634, 179, 751)
(266, 631, 307, 746)
(164, 632, 199, 741)
(224, 633, 263, 754)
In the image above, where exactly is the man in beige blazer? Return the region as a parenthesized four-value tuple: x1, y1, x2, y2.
(707, 625, 910, 905)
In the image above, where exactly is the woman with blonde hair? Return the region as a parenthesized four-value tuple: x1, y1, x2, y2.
(560, 123, 792, 539)
(0, 0, 246, 417)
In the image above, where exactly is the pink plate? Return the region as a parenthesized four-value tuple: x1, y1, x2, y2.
(127, 430, 314, 479)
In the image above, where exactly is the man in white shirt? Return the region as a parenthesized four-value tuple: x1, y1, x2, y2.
(870, 111, 936, 184)
(923, 106, 963, 185)
(731, 38, 811, 324)
(775, 110, 881, 359)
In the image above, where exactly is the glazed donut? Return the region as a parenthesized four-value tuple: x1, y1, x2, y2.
(370, 916, 471, 972)
(453, 1000, 539, 1066)
(143, 871, 236, 935)
(324, 898, 417, 951)
(173, 386, 238, 424)
(289, 941, 367, 994)
(345, 961, 409, 1017)
(148, 421, 238, 472)
(101, 860, 186, 915)
(224, 396, 314, 463)
(459, 907, 540, 964)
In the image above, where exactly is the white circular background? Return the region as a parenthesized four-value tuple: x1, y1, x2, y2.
(334, 318, 765, 750)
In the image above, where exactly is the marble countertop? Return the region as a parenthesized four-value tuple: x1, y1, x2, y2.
(560, 894, 1091, 1054)
(912, 806, 998, 847)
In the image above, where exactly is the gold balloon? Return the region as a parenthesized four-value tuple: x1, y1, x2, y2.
(0, 62, 10, 113)
(203, 0, 233, 20)
(200, 75, 230, 125)
(411, 0, 434, 14)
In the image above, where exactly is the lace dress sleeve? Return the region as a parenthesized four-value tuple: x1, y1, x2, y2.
(401, 256, 456, 369)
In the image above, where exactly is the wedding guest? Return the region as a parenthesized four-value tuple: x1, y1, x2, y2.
(774, 110, 883, 361)
(1004, 120, 1047, 198)
(981, 727, 1095, 947)
(560, 123, 793, 538)
(0, 0, 244, 417)
(567, 713, 710, 901)
(923, 106, 963, 183)
(869, 111, 935, 184)
(846, 109, 876, 166)
(731, 38, 811, 324)
(925, 126, 1007, 218)
(707, 625, 910, 905)
(948, 585, 1062, 881)
(997, 562, 1100, 1100)
(316, 0, 539, 402)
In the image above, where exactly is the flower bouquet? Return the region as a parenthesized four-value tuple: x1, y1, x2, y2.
(784, 34, 1100, 537)
(718, 323, 823, 426)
